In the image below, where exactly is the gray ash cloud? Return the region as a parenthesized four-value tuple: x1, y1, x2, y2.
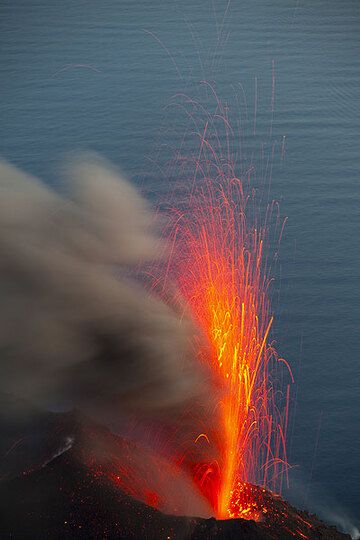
(0, 155, 204, 417)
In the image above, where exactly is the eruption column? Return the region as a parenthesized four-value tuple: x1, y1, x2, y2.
(174, 158, 291, 519)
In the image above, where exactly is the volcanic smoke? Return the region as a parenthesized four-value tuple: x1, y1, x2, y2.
(0, 156, 204, 417)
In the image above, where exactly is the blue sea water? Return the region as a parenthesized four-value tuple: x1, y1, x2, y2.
(0, 0, 359, 530)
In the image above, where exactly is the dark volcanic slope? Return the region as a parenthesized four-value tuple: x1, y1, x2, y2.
(0, 413, 351, 540)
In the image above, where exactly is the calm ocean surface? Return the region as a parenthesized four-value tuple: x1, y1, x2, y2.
(1, 0, 359, 529)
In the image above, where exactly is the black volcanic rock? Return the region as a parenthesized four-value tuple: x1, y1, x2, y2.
(0, 411, 351, 540)
(0, 394, 71, 480)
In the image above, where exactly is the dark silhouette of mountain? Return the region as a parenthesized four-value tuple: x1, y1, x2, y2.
(0, 410, 351, 539)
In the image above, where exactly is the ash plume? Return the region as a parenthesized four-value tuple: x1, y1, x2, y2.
(0, 155, 204, 417)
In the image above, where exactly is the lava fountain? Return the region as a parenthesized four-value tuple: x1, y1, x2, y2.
(164, 85, 294, 521)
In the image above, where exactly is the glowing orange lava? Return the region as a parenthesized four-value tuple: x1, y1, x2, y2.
(168, 91, 293, 519)
(228, 482, 269, 521)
